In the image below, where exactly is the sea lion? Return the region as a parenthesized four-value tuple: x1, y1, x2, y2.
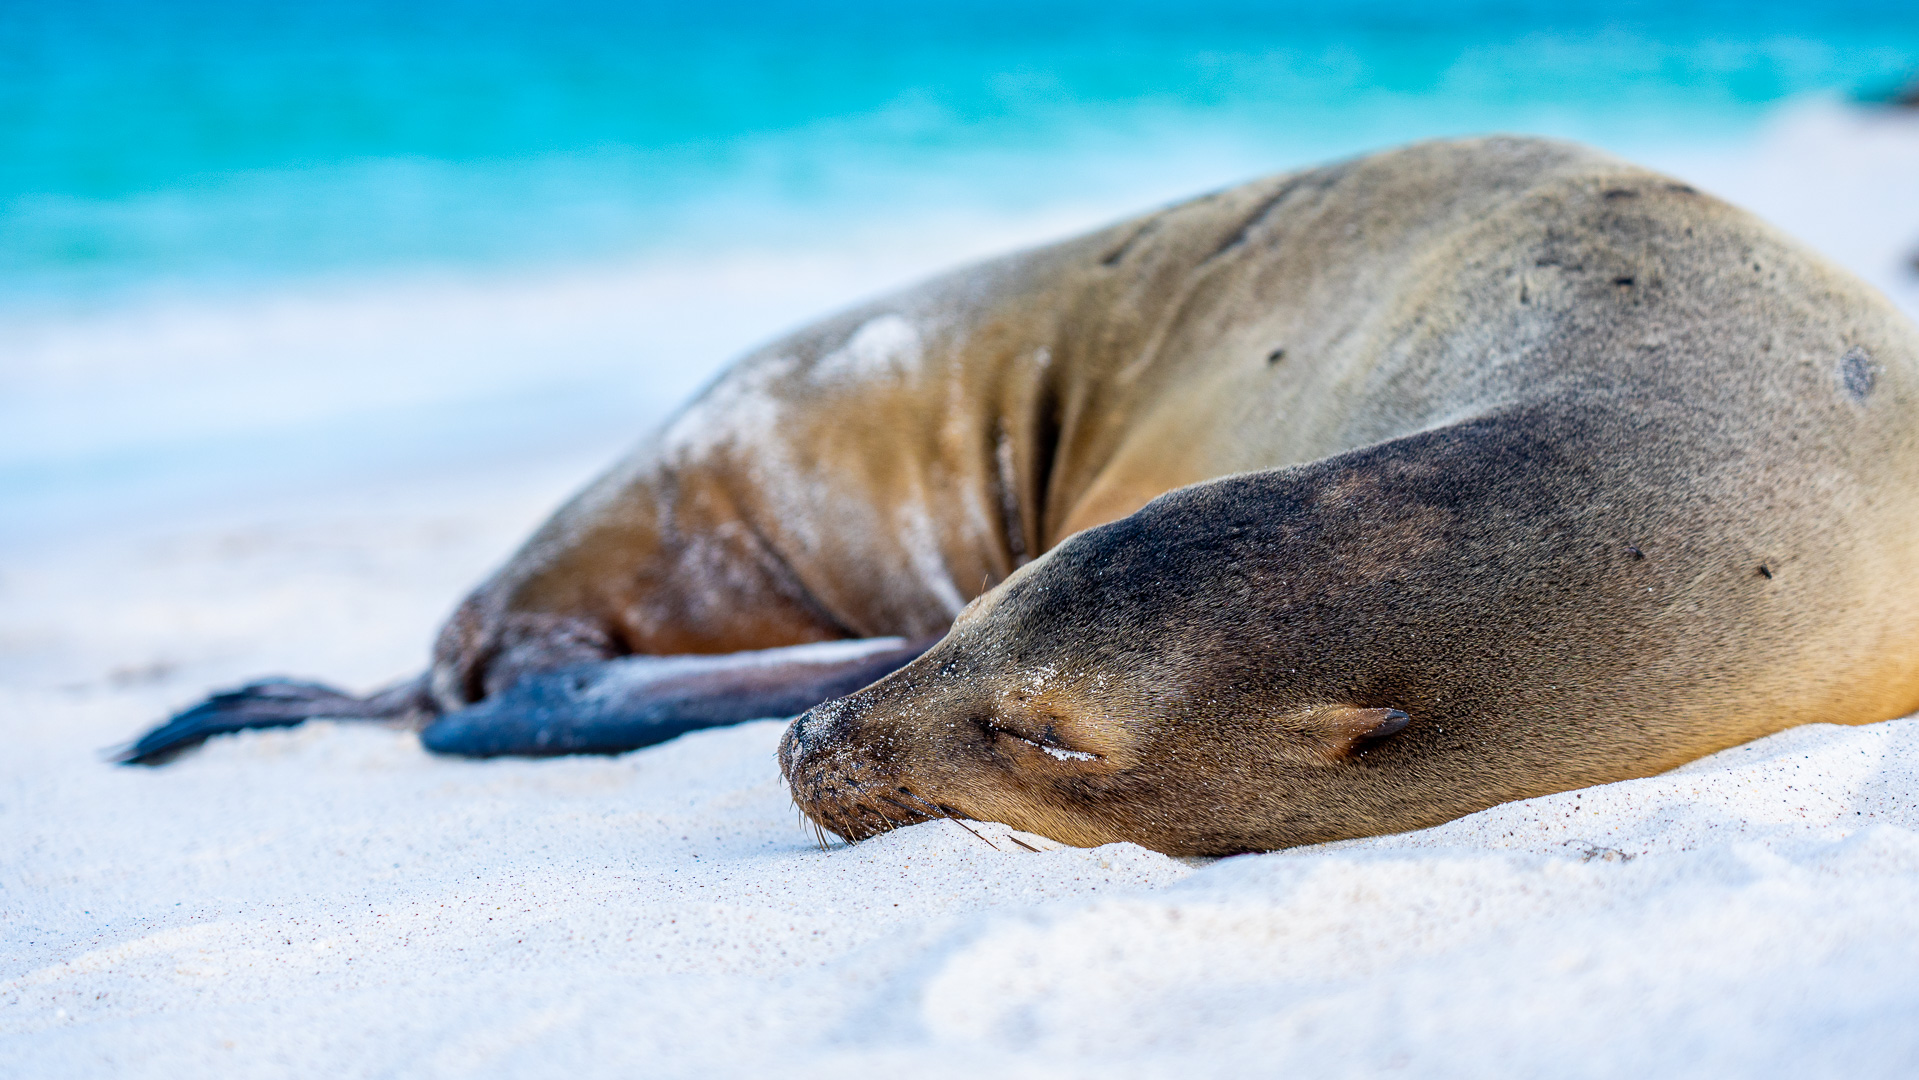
(127, 136, 1919, 858)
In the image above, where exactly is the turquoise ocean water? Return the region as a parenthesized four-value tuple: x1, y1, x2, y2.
(4, 1, 1918, 538)
(8, 0, 1919, 300)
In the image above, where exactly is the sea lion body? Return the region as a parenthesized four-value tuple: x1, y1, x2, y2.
(133, 137, 1919, 855)
(773, 137, 1919, 853)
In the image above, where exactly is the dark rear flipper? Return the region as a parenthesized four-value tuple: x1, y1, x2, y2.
(112, 676, 430, 765)
(421, 636, 934, 758)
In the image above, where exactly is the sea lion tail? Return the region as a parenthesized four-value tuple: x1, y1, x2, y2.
(110, 674, 434, 765)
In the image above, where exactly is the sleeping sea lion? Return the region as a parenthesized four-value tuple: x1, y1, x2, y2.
(126, 136, 1919, 857)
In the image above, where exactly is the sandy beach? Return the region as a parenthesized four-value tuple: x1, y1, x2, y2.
(5, 100, 1919, 1077)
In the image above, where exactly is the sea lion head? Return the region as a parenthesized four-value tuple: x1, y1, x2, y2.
(778, 470, 1431, 857)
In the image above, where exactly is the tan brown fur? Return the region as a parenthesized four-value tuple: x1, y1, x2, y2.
(434, 136, 1919, 855)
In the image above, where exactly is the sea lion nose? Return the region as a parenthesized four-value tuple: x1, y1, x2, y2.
(779, 707, 825, 778)
(780, 696, 863, 780)
(780, 713, 807, 762)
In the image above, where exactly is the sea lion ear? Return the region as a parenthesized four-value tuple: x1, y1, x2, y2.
(1285, 706, 1411, 763)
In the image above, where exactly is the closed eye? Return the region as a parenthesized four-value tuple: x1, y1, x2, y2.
(985, 720, 1100, 762)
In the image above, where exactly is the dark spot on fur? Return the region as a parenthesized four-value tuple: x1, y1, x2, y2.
(1603, 188, 1638, 200)
(1626, 545, 1645, 560)
(1613, 276, 1635, 287)
(1756, 564, 1773, 579)
(1665, 183, 1698, 195)
(1840, 346, 1877, 402)
(1267, 347, 1287, 365)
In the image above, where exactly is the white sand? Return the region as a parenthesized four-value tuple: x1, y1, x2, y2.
(6, 103, 1919, 1077)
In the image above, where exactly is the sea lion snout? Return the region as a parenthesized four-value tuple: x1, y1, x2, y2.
(777, 699, 848, 782)
(780, 630, 1140, 846)
(781, 693, 945, 840)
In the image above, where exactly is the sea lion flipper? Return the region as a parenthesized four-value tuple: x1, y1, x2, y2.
(418, 688, 703, 758)
(419, 637, 935, 759)
(112, 676, 430, 765)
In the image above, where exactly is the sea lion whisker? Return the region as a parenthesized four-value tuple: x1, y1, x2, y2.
(820, 809, 856, 845)
(858, 802, 904, 829)
(795, 802, 830, 851)
(893, 790, 998, 849)
(898, 789, 956, 821)
(885, 785, 991, 846)
(949, 817, 1000, 851)
(875, 794, 930, 822)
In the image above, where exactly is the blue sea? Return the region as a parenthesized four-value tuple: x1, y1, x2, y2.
(5, 0, 1918, 540)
